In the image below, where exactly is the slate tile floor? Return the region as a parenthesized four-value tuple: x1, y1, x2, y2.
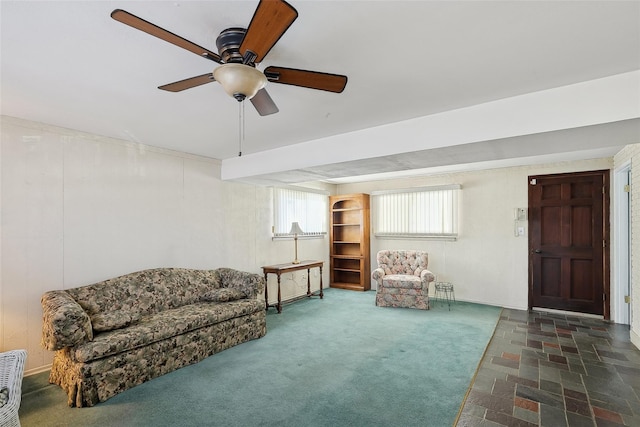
(457, 309, 640, 426)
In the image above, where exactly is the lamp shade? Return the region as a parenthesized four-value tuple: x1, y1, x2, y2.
(289, 222, 304, 235)
(213, 63, 267, 101)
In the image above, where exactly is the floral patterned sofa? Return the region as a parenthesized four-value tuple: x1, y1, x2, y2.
(372, 250, 436, 310)
(41, 267, 266, 407)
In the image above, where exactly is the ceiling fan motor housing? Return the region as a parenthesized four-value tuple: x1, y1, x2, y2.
(216, 28, 247, 64)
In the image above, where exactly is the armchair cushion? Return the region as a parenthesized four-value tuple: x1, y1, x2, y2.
(380, 275, 422, 289)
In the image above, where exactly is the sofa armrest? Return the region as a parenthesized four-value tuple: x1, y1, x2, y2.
(420, 269, 436, 285)
(216, 268, 265, 299)
(371, 268, 386, 287)
(41, 290, 93, 351)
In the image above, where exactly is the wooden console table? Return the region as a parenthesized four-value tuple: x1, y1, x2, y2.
(262, 260, 324, 313)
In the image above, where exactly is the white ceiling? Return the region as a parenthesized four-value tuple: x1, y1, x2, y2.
(2, 1, 639, 185)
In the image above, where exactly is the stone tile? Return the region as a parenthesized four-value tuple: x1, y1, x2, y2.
(486, 409, 538, 427)
(561, 380, 587, 395)
(587, 394, 633, 416)
(521, 356, 540, 368)
(456, 310, 640, 427)
(540, 403, 569, 427)
(466, 389, 514, 415)
(566, 411, 595, 427)
(518, 363, 540, 382)
(593, 419, 625, 427)
(544, 346, 564, 356)
(569, 362, 587, 375)
(492, 378, 516, 399)
(516, 384, 565, 409)
(513, 406, 539, 425)
(621, 413, 640, 427)
(456, 413, 489, 427)
(563, 387, 588, 402)
(527, 339, 543, 350)
(540, 379, 563, 396)
(540, 359, 569, 371)
(521, 348, 548, 360)
(492, 356, 520, 370)
(539, 364, 562, 383)
(549, 354, 568, 365)
(583, 375, 635, 401)
(596, 350, 628, 362)
(583, 363, 622, 379)
(565, 396, 592, 417)
(614, 364, 640, 377)
(559, 369, 584, 388)
(507, 374, 539, 388)
(471, 374, 496, 393)
(592, 406, 624, 424)
(502, 352, 520, 361)
(460, 402, 488, 418)
(488, 361, 520, 377)
(475, 366, 509, 382)
(514, 396, 539, 412)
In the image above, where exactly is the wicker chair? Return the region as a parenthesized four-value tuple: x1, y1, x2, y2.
(0, 350, 27, 427)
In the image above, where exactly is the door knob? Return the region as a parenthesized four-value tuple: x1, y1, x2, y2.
(534, 249, 542, 254)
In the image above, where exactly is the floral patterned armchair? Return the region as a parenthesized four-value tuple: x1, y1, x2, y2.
(372, 250, 435, 310)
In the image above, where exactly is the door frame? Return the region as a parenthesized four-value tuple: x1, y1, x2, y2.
(527, 170, 611, 319)
(613, 162, 631, 325)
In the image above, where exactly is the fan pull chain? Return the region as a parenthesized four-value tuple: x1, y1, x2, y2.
(238, 100, 245, 157)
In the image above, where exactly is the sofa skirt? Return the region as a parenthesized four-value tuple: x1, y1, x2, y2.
(375, 287, 430, 310)
(49, 311, 266, 407)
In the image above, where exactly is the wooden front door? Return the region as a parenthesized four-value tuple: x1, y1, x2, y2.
(528, 170, 610, 317)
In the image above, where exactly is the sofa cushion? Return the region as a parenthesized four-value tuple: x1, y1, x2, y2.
(382, 274, 423, 289)
(67, 268, 222, 323)
(91, 311, 133, 332)
(201, 288, 246, 303)
(73, 299, 263, 363)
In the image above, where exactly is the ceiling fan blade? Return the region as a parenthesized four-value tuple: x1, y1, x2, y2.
(239, 0, 298, 64)
(111, 9, 222, 63)
(158, 74, 215, 92)
(250, 88, 279, 116)
(264, 66, 348, 93)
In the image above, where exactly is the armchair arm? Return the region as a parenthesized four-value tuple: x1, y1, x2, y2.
(371, 268, 386, 287)
(216, 268, 265, 299)
(420, 269, 436, 286)
(41, 291, 93, 351)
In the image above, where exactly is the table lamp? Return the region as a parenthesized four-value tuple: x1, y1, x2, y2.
(289, 222, 304, 264)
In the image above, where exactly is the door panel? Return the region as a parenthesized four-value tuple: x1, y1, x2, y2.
(529, 170, 609, 316)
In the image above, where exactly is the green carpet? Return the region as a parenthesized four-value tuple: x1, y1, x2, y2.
(19, 289, 501, 427)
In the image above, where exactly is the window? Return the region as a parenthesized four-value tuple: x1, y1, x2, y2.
(372, 185, 461, 239)
(273, 187, 328, 237)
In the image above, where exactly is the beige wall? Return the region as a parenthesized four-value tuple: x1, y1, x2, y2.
(3, 116, 636, 374)
(337, 158, 613, 312)
(0, 117, 329, 374)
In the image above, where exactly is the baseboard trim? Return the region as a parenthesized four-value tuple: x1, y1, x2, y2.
(25, 363, 52, 377)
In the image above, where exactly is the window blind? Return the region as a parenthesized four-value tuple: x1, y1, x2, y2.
(273, 187, 328, 237)
(372, 185, 460, 238)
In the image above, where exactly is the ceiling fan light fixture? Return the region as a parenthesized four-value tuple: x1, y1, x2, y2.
(213, 63, 267, 102)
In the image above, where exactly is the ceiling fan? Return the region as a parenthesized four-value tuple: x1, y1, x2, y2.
(111, 0, 348, 116)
